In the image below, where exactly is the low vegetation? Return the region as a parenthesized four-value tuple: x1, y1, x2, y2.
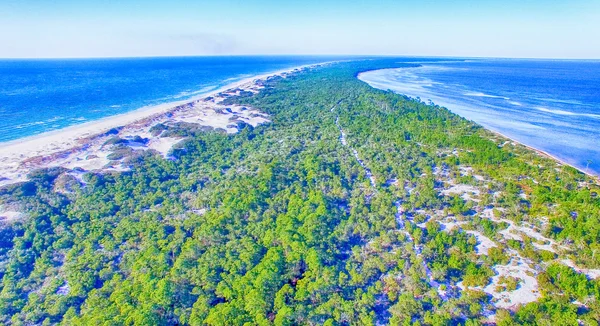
(1, 60, 599, 325)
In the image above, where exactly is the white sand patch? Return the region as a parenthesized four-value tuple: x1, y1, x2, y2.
(147, 137, 183, 158)
(68, 170, 88, 186)
(433, 165, 450, 178)
(335, 117, 348, 145)
(480, 208, 496, 220)
(441, 184, 480, 201)
(501, 224, 560, 251)
(466, 230, 497, 255)
(484, 258, 540, 309)
(517, 225, 551, 243)
(191, 208, 207, 215)
(176, 103, 270, 134)
(473, 174, 486, 181)
(352, 149, 376, 188)
(0, 209, 22, 222)
(561, 260, 600, 279)
(499, 223, 523, 241)
(331, 105, 376, 189)
(460, 166, 473, 174)
(56, 281, 69, 296)
(459, 166, 486, 181)
(393, 202, 454, 300)
(0, 60, 319, 187)
(532, 242, 556, 252)
(118, 129, 181, 158)
(439, 220, 466, 232)
(414, 208, 428, 216)
(484, 209, 565, 253)
(497, 220, 565, 253)
(61, 149, 112, 172)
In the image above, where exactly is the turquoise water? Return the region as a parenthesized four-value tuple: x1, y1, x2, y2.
(0, 56, 340, 143)
(360, 59, 600, 176)
(2, 56, 598, 175)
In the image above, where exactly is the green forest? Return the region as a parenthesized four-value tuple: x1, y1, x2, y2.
(1, 60, 600, 325)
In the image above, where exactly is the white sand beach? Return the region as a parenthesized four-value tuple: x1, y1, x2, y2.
(0, 63, 328, 188)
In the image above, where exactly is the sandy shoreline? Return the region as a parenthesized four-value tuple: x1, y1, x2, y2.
(2, 61, 595, 191)
(487, 129, 599, 181)
(356, 70, 599, 180)
(0, 61, 334, 188)
(0, 63, 323, 154)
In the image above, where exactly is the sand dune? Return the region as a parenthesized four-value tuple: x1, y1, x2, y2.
(0, 63, 326, 188)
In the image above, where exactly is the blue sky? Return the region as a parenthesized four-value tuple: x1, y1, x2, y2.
(1, 0, 599, 58)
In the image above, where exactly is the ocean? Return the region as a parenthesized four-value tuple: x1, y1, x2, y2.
(0, 56, 339, 143)
(2, 56, 599, 176)
(359, 59, 600, 176)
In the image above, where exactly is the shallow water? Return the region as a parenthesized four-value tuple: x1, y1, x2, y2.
(359, 59, 600, 175)
(0, 56, 340, 143)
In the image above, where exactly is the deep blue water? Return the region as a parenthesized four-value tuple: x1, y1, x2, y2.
(2, 56, 599, 176)
(0, 56, 340, 143)
(359, 59, 600, 176)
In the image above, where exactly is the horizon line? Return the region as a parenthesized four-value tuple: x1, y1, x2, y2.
(1, 54, 599, 61)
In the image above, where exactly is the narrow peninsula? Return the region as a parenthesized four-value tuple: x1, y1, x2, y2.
(1, 60, 599, 325)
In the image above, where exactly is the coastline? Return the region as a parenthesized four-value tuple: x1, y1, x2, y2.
(0, 61, 334, 187)
(0, 62, 327, 152)
(3, 61, 596, 190)
(486, 128, 599, 181)
(356, 70, 600, 180)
